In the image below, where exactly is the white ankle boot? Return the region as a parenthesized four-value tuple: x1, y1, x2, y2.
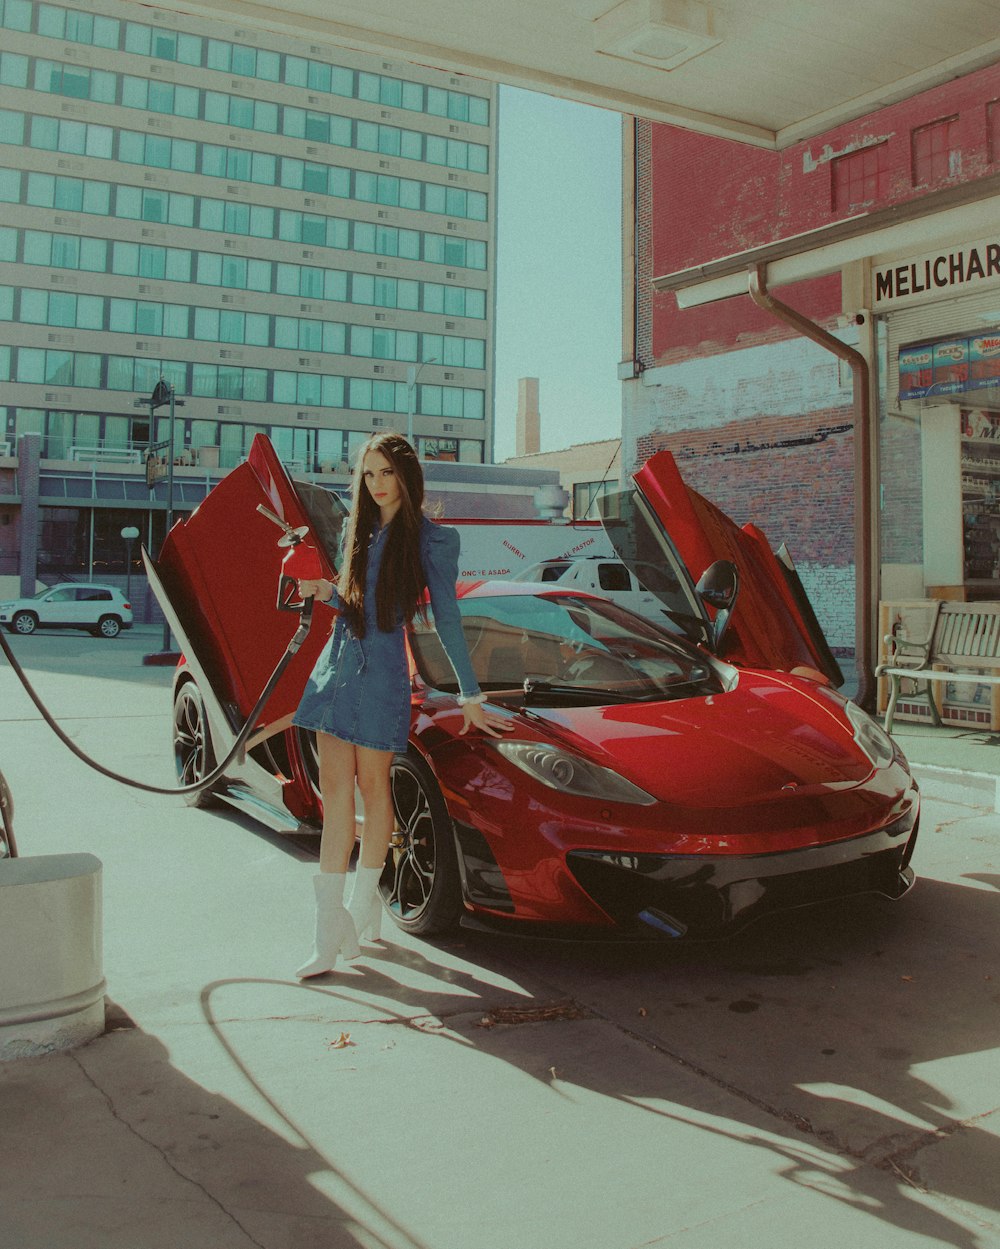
(296, 873, 360, 979)
(347, 864, 384, 946)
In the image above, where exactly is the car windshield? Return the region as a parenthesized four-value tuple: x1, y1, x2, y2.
(410, 592, 723, 704)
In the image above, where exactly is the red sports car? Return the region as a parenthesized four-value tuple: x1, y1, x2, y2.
(149, 436, 918, 941)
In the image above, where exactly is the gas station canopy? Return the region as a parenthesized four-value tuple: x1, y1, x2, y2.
(147, 0, 1000, 147)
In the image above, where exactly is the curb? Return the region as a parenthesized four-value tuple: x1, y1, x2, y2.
(910, 762, 999, 811)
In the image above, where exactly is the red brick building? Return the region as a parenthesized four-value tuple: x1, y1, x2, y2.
(624, 63, 1000, 664)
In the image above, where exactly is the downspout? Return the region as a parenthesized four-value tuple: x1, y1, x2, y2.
(747, 263, 875, 708)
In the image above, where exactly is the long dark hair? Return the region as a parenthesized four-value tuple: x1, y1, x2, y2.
(338, 432, 426, 636)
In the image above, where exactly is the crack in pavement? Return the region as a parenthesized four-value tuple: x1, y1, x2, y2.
(69, 1050, 269, 1249)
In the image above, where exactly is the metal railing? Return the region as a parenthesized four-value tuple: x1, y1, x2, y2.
(69, 446, 143, 464)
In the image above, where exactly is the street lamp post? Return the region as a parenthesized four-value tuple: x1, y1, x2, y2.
(406, 357, 437, 454)
(120, 525, 139, 603)
(136, 377, 185, 660)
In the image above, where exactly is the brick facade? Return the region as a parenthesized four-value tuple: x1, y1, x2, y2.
(628, 61, 1000, 653)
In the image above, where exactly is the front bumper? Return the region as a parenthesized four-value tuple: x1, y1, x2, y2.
(566, 807, 919, 939)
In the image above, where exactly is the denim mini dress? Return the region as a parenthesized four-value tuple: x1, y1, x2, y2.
(292, 516, 480, 753)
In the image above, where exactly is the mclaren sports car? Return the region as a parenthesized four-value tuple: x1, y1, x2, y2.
(149, 436, 919, 941)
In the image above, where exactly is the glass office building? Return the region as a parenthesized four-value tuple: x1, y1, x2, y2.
(0, 0, 497, 584)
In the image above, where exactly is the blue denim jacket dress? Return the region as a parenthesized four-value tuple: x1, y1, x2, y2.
(292, 516, 480, 753)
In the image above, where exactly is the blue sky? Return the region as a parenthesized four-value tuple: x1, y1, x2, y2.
(492, 87, 623, 462)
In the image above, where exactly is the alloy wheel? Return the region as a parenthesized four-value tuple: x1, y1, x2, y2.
(383, 753, 462, 935)
(173, 682, 219, 808)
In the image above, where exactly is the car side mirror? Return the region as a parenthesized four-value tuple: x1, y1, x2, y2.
(695, 560, 739, 650)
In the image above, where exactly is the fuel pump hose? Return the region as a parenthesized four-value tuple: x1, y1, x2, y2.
(0, 598, 316, 797)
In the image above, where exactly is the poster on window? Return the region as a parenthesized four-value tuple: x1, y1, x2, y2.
(899, 332, 1000, 400)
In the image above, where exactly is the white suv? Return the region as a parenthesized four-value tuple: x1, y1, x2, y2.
(0, 583, 133, 638)
(507, 556, 675, 627)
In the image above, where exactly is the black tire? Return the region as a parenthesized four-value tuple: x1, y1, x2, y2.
(383, 750, 463, 936)
(12, 611, 37, 636)
(95, 615, 122, 638)
(172, 680, 221, 808)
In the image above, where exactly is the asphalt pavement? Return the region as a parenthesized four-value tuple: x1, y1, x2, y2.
(1, 627, 999, 1249)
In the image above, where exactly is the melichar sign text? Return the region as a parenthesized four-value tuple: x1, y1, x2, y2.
(872, 238, 1000, 310)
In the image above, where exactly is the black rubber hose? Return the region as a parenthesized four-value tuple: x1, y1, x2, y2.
(0, 599, 315, 798)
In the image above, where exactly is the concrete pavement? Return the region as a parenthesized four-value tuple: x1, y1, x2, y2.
(1, 628, 999, 1249)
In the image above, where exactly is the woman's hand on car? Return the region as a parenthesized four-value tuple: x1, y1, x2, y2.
(460, 700, 515, 738)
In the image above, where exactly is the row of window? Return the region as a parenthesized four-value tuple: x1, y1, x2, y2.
(0, 109, 490, 222)
(8, 406, 485, 476)
(0, 166, 488, 270)
(1, 227, 489, 318)
(0, 347, 486, 419)
(0, 284, 487, 368)
(3, 52, 490, 173)
(0, 0, 490, 125)
(831, 108, 999, 212)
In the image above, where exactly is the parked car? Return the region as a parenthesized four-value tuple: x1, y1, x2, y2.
(507, 554, 678, 626)
(0, 583, 133, 637)
(148, 436, 918, 941)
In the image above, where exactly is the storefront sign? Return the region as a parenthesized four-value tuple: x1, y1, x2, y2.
(899, 333, 1000, 400)
(873, 236, 1000, 311)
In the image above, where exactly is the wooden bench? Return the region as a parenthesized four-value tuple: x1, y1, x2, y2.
(875, 600, 1000, 731)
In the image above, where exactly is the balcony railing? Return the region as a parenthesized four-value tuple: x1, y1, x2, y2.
(69, 446, 143, 465)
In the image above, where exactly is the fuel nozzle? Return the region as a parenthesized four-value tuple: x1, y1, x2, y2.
(257, 503, 325, 612)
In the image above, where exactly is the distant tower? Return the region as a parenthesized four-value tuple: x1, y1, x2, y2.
(516, 378, 541, 457)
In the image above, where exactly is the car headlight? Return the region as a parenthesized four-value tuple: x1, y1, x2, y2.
(494, 740, 656, 805)
(845, 700, 895, 769)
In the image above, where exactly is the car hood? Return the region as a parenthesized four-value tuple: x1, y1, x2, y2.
(599, 450, 843, 684)
(519, 672, 875, 811)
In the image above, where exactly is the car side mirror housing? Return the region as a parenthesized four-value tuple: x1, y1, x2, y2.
(695, 560, 739, 650)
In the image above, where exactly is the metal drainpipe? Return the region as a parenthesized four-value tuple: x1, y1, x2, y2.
(747, 263, 876, 708)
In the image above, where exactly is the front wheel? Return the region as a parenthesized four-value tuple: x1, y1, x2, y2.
(12, 612, 36, 635)
(173, 680, 221, 808)
(383, 751, 463, 936)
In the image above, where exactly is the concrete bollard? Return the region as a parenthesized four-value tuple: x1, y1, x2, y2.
(0, 853, 106, 1060)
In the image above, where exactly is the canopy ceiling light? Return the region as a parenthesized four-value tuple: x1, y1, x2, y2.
(593, 0, 721, 71)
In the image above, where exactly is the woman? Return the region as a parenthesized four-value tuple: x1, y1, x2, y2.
(293, 432, 512, 978)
